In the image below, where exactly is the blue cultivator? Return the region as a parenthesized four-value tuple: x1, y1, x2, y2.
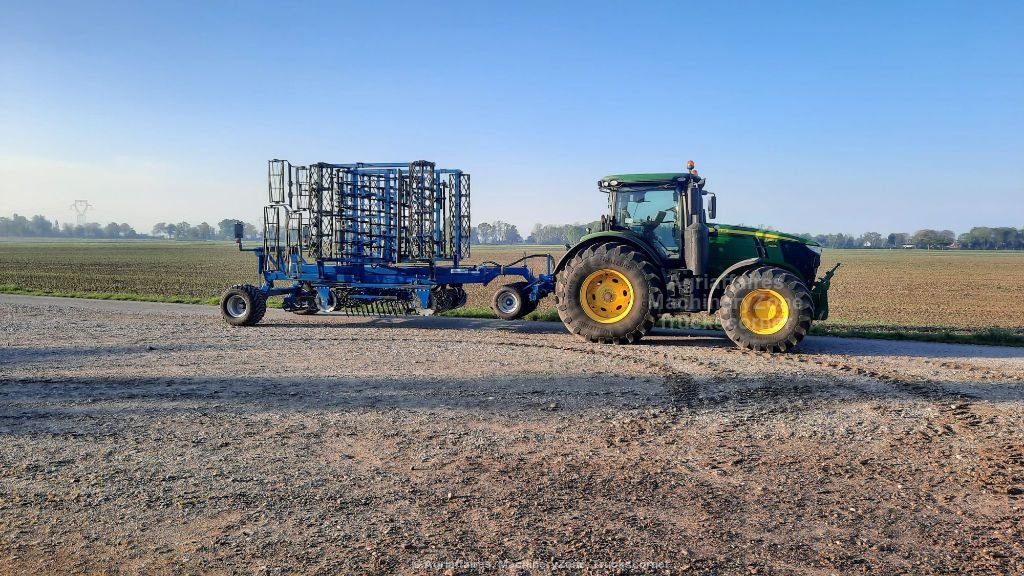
(220, 160, 554, 326)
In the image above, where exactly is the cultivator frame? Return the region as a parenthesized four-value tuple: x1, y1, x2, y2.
(229, 159, 553, 319)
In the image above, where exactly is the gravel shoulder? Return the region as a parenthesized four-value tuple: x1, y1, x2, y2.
(0, 294, 1022, 575)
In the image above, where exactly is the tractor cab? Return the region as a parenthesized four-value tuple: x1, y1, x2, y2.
(597, 161, 712, 277)
(606, 182, 681, 258)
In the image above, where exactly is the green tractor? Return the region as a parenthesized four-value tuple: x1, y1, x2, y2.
(552, 161, 838, 352)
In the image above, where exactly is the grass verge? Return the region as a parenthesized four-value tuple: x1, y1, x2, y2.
(0, 284, 219, 305)
(2, 285, 1021, 347)
(808, 324, 1024, 347)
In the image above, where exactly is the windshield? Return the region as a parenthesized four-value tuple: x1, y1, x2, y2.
(612, 186, 679, 257)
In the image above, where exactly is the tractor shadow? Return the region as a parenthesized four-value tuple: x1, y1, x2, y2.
(256, 313, 1022, 359)
(260, 313, 739, 348)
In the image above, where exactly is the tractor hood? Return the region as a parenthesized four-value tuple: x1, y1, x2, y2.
(715, 224, 819, 247)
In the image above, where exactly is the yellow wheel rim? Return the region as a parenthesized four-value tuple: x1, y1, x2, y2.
(739, 289, 790, 335)
(579, 268, 635, 324)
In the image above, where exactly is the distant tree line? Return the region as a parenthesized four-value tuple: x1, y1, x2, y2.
(0, 214, 261, 241)
(151, 219, 260, 240)
(955, 227, 1024, 250)
(471, 221, 603, 245)
(0, 214, 139, 238)
(470, 221, 523, 244)
(795, 227, 1024, 250)
(525, 221, 602, 245)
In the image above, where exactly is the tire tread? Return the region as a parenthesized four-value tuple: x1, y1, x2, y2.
(554, 242, 662, 345)
(718, 267, 812, 353)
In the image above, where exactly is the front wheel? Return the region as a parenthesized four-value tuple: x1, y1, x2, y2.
(555, 242, 663, 344)
(718, 267, 813, 352)
(492, 282, 536, 320)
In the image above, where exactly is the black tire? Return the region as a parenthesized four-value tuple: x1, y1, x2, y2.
(291, 302, 319, 315)
(220, 284, 267, 327)
(291, 285, 322, 314)
(554, 242, 663, 344)
(718, 266, 813, 352)
(492, 282, 536, 320)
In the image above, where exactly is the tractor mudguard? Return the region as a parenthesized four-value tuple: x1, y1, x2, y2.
(554, 232, 663, 275)
(706, 257, 764, 314)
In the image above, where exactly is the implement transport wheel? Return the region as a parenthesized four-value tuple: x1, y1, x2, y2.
(220, 284, 268, 327)
(555, 242, 663, 344)
(719, 266, 813, 352)
(291, 285, 323, 314)
(492, 282, 537, 320)
(291, 302, 319, 315)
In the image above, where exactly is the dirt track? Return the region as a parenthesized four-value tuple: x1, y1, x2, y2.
(0, 294, 1022, 575)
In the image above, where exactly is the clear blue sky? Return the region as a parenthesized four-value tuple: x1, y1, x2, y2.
(1, 0, 1021, 235)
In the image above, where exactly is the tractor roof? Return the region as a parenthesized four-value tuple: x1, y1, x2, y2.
(600, 172, 689, 183)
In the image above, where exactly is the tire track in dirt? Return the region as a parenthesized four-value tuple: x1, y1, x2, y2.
(766, 349, 1024, 495)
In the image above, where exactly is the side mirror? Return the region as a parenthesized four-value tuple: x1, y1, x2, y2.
(707, 194, 717, 220)
(233, 221, 244, 241)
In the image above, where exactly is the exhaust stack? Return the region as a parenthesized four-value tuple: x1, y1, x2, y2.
(682, 166, 709, 277)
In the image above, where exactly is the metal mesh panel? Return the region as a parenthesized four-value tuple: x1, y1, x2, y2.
(306, 164, 336, 260)
(268, 160, 288, 204)
(443, 176, 455, 258)
(266, 160, 469, 269)
(407, 161, 436, 260)
(262, 205, 285, 272)
(292, 165, 310, 212)
(458, 173, 471, 258)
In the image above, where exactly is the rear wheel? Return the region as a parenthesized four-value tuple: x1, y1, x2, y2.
(555, 242, 663, 344)
(220, 284, 267, 326)
(718, 266, 813, 352)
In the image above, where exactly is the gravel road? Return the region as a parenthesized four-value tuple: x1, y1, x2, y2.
(1, 294, 1022, 575)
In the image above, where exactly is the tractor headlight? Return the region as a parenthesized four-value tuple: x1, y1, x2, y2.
(807, 245, 823, 255)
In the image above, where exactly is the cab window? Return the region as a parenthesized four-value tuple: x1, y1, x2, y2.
(614, 187, 679, 257)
